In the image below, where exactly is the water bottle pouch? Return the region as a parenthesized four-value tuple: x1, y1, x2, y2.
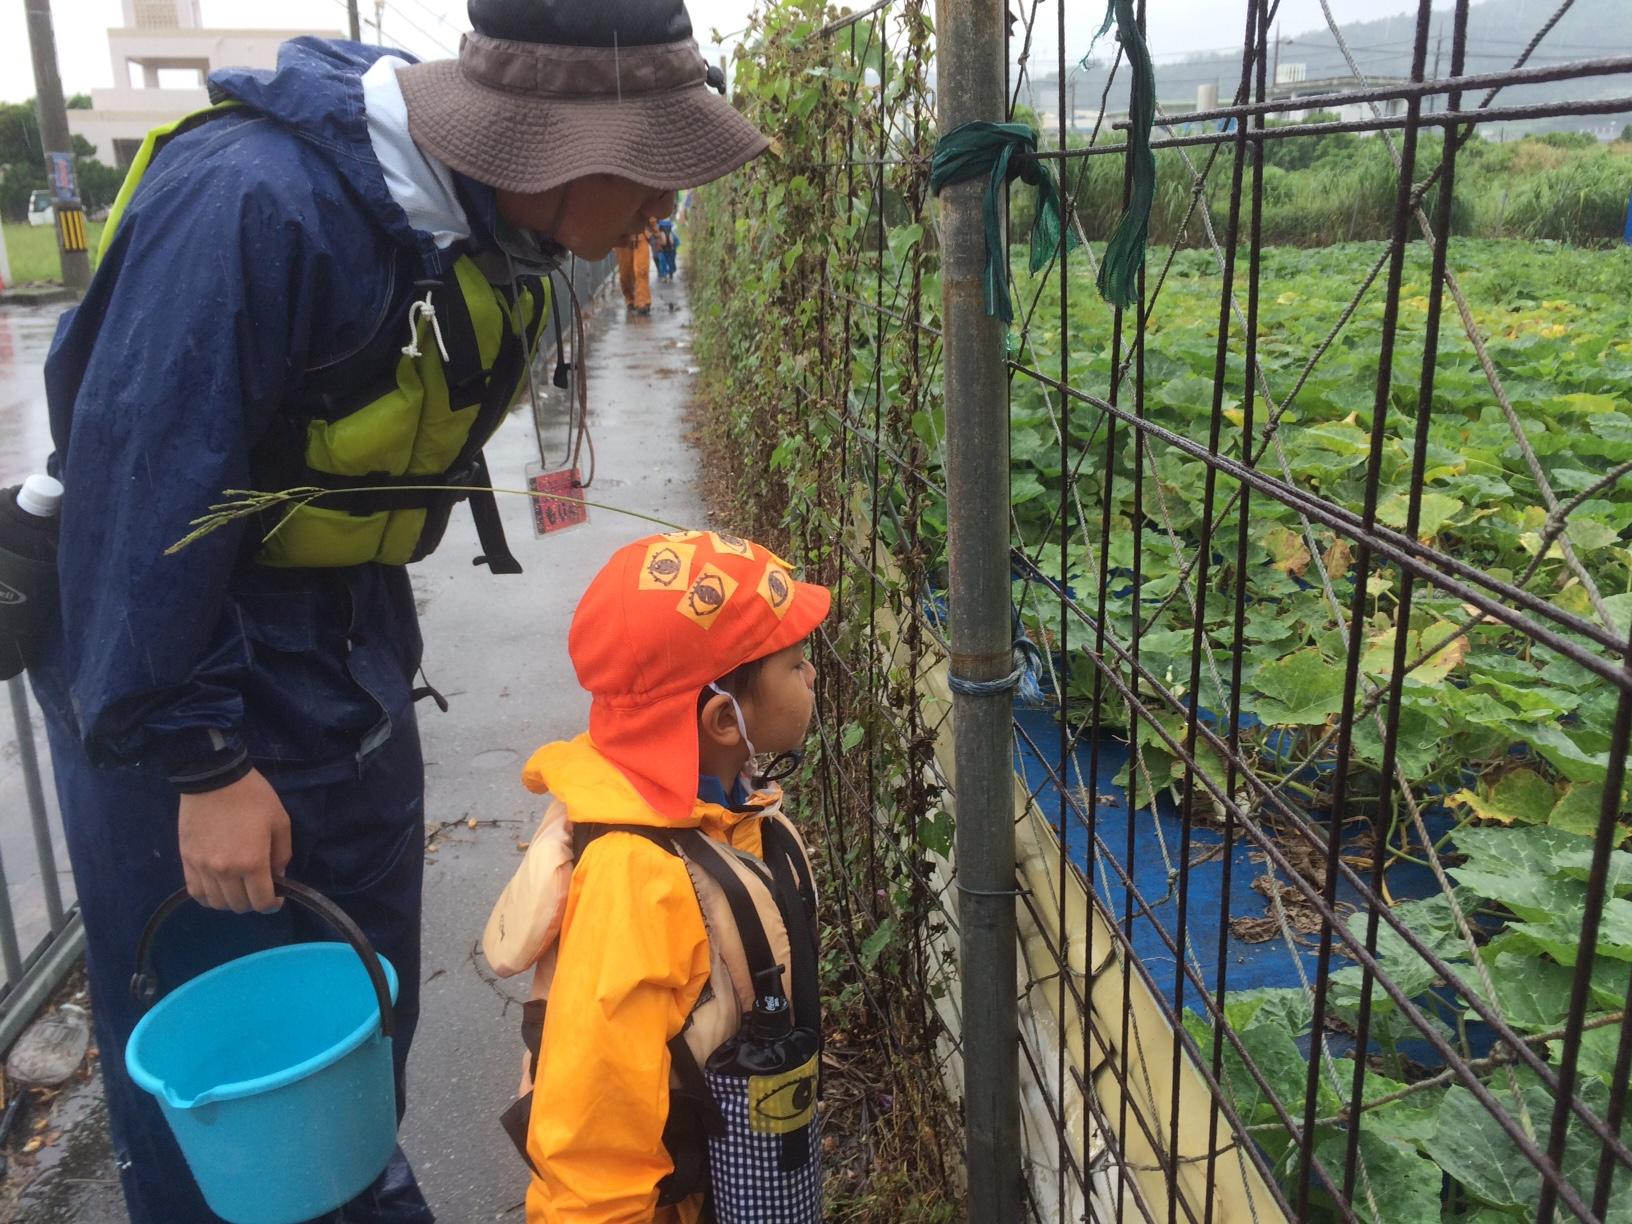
(704, 1051, 822, 1222)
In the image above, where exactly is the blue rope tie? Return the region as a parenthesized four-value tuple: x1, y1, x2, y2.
(949, 635, 1047, 704)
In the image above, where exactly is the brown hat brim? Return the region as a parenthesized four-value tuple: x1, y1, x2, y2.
(397, 59, 769, 194)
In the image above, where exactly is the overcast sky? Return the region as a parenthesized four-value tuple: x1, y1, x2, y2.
(2, 0, 1411, 105)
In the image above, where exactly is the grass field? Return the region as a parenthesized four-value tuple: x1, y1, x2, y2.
(1, 221, 103, 286)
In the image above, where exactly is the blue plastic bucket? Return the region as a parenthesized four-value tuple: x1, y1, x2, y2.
(126, 883, 399, 1224)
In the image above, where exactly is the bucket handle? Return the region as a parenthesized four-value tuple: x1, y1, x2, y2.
(129, 880, 395, 1040)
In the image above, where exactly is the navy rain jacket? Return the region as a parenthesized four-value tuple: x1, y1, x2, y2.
(37, 39, 504, 788)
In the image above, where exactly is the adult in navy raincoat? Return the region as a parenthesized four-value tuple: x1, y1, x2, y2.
(30, 1, 766, 1219)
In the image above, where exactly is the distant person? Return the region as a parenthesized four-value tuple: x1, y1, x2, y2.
(655, 217, 680, 280)
(26, 0, 767, 1220)
(483, 531, 829, 1223)
(618, 216, 660, 314)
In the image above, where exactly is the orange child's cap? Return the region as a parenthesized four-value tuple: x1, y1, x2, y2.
(567, 530, 832, 821)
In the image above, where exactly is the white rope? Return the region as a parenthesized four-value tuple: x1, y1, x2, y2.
(401, 290, 449, 361)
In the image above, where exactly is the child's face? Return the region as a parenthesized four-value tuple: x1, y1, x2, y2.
(739, 641, 817, 756)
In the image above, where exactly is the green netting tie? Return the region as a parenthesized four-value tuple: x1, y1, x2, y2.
(1092, 0, 1157, 309)
(928, 121, 1078, 325)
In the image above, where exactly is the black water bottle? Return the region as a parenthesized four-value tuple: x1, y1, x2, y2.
(0, 475, 64, 681)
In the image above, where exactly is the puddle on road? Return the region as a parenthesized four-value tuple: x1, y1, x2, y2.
(5, 1067, 125, 1223)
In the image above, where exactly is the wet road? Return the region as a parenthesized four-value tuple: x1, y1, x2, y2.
(0, 304, 65, 488)
(0, 300, 75, 1013)
(4, 269, 711, 1220)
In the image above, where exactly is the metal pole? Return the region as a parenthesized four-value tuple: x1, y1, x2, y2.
(935, 0, 1021, 1218)
(0, 831, 22, 987)
(10, 677, 63, 931)
(23, 0, 91, 294)
(347, 0, 361, 42)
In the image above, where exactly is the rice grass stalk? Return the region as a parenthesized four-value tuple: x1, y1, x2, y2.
(166, 483, 687, 555)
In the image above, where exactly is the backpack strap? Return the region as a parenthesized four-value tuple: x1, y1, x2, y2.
(672, 830, 784, 989)
(758, 818, 822, 1036)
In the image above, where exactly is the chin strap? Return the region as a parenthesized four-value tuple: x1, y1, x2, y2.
(707, 682, 757, 760)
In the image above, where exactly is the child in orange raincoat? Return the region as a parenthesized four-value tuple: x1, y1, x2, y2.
(484, 531, 830, 1223)
(616, 219, 659, 314)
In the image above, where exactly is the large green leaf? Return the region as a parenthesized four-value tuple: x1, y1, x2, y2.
(1461, 950, 1572, 1032)
(1424, 1076, 1632, 1215)
(1453, 768, 1560, 828)
(1247, 647, 1348, 726)
(1424, 1085, 1543, 1210)
(1526, 725, 1613, 784)
(1377, 491, 1465, 541)
(1307, 1126, 1444, 1223)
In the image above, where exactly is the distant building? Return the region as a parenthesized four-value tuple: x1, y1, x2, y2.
(69, 0, 341, 167)
(1269, 63, 1409, 126)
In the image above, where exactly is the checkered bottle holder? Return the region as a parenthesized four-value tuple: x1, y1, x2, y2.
(703, 990, 822, 1223)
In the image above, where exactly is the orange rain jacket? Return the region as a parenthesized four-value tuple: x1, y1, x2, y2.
(504, 733, 796, 1224)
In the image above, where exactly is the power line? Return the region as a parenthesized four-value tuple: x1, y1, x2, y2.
(374, 0, 458, 57)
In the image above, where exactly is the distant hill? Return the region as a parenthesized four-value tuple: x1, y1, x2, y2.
(1025, 0, 1632, 139)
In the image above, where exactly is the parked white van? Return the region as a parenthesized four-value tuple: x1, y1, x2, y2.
(27, 191, 54, 227)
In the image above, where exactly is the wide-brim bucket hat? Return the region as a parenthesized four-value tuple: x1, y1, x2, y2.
(396, 0, 769, 194)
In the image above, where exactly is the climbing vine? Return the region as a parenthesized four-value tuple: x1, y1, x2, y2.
(689, 3, 959, 1217)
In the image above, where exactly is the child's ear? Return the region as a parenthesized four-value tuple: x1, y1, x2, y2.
(697, 692, 744, 749)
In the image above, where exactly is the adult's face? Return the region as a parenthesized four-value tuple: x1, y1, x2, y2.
(498, 175, 677, 260)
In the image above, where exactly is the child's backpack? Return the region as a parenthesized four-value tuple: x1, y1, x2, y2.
(483, 801, 821, 1221)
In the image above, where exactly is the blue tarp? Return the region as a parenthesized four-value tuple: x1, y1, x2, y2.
(1012, 706, 1466, 1042)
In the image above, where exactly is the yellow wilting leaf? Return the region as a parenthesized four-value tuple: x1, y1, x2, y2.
(1450, 768, 1559, 827)
(1263, 525, 1312, 577)
(1324, 538, 1354, 582)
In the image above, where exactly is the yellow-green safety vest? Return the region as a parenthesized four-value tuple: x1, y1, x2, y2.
(102, 104, 551, 572)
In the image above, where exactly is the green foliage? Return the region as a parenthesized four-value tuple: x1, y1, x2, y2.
(688, 4, 961, 1216)
(1057, 130, 1632, 247)
(1184, 826, 1632, 1217)
(1005, 239, 1632, 828)
(2, 220, 105, 283)
(0, 96, 125, 222)
(690, 3, 1632, 1217)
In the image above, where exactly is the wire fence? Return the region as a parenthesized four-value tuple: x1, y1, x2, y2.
(691, 0, 1632, 1219)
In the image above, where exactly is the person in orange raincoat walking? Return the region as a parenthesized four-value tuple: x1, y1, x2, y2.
(617, 217, 659, 314)
(484, 531, 831, 1223)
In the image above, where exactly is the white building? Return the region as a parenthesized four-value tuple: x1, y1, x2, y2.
(69, 0, 341, 167)
(1269, 64, 1409, 126)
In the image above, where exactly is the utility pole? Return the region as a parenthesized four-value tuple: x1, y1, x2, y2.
(346, 0, 361, 42)
(936, 0, 1021, 1219)
(23, 0, 90, 293)
(1271, 21, 1282, 87)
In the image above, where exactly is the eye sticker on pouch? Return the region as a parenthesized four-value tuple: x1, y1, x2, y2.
(747, 1054, 819, 1135)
